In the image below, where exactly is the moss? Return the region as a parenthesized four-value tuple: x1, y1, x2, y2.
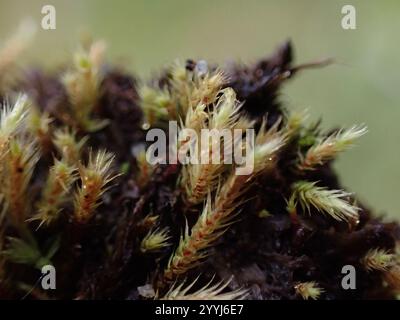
(0, 40, 399, 300)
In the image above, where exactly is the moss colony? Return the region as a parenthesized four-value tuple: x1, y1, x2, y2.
(0, 31, 399, 300)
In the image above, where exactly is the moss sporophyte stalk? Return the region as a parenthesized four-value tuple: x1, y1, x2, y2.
(0, 23, 399, 300)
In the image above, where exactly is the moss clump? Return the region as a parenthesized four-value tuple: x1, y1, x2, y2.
(0, 38, 399, 300)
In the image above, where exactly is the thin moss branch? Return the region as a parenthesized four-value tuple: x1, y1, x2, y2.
(139, 86, 171, 128)
(140, 227, 171, 253)
(362, 248, 395, 272)
(3, 138, 39, 226)
(164, 130, 285, 281)
(298, 125, 367, 171)
(287, 181, 359, 225)
(140, 62, 226, 128)
(73, 150, 117, 223)
(294, 281, 324, 300)
(181, 88, 245, 205)
(27, 107, 53, 153)
(135, 149, 154, 189)
(0, 94, 29, 162)
(53, 128, 88, 166)
(170, 62, 226, 118)
(160, 276, 248, 300)
(62, 40, 108, 131)
(29, 159, 77, 228)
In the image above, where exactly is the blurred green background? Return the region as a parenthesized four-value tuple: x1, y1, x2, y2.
(0, 0, 399, 219)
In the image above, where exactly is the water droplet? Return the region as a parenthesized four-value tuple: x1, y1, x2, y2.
(195, 60, 208, 76)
